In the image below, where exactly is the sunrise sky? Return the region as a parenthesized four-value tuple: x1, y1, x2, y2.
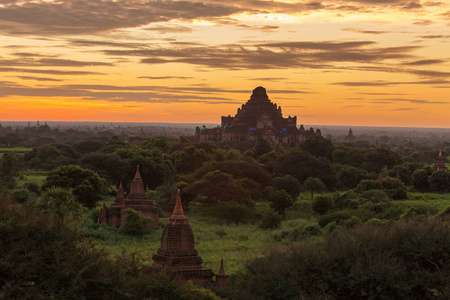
(0, 0, 449, 127)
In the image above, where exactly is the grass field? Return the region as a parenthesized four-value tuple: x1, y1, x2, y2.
(79, 190, 450, 276)
(17, 171, 47, 187)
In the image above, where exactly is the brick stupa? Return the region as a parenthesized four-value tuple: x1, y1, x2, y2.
(162, 187, 188, 218)
(148, 190, 227, 289)
(433, 151, 448, 172)
(100, 166, 159, 226)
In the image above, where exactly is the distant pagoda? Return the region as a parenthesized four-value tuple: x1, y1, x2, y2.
(433, 151, 448, 172)
(100, 166, 159, 226)
(195, 86, 320, 144)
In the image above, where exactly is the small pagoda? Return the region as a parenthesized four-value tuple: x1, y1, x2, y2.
(433, 151, 448, 172)
(100, 166, 159, 226)
(146, 190, 228, 289)
(162, 187, 188, 218)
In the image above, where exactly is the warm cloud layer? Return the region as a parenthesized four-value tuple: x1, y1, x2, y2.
(0, 0, 449, 126)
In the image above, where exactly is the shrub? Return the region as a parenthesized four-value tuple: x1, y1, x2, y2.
(210, 202, 257, 224)
(120, 208, 150, 236)
(312, 195, 333, 215)
(269, 189, 294, 215)
(226, 218, 450, 300)
(318, 210, 352, 228)
(215, 229, 227, 237)
(301, 224, 322, 238)
(259, 211, 282, 230)
(12, 188, 30, 203)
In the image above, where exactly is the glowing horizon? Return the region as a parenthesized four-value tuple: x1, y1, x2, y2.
(0, 1, 449, 128)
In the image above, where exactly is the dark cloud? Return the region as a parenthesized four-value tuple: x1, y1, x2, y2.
(413, 20, 433, 26)
(418, 35, 450, 39)
(143, 25, 194, 34)
(100, 40, 419, 72)
(247, 77, 288, 81)
(0, 57, 113, 67)
(16, 76, 63, 82)
(0, 0, 243, 35)
(378, 98, 447, 104)
(138, 76, 194, 80)
(404, 59, 446, 65)
(333, 80, 449, 86)
(342, 28, 389, 34)
(0, 67, 103, 75)
(391, 107, 419, 111)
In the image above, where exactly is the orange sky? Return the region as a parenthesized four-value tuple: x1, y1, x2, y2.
(0, 0, 449, 127)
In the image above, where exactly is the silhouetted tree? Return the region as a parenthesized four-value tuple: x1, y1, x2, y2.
(302, 177, 325, 201)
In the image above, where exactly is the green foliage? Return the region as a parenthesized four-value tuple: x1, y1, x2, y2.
(253, 138, 272, 158)
(120, 208, 151, 236)
(332, 145, 365, 168)
(412, 168, 430, 192)
(42, 165, 106, 209)
(334, 163, 372, 189)
(382, 177, 408, 200)
(12, 188, 30, 203)
(259, 211, 282, 230)
(0, 152, 21, 188)
(318, 210, 353, 227)
(362, 147, 402, 173)
(301, 223, 323, 238)
(209, 202, 257, 224)
(272, 175, 300, 200)
(269, 189, 294, 215)
(275, 150, 337, 188)
(299, 135, 334, 159)
(27, 144, 71, 171)
(189, 170, 252, 206)
(115, 147, 175, 189)
(80, 152, 130, 185)
(302, 177, 325, 201)
(312, 194, 333, 215)
(0, 197, 220, 299)
(172, 145, 209, 173)
(36, 186, 82, 220)
(429, 170, 450, 193)
(356, 179, 382, 193)
(360, 189, 390, 203)
(73, 140, 103, 155)
(215, 229, 227, 237)
(141, 137, 169, 152)
(227, 218, 450, 300)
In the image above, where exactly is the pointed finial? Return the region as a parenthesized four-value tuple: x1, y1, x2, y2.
(171, 189, 186, 220)
(134, 165, 141, 179)
(218, 258, 226, 275)
(439, 150, 443, 157)
(118, 180, 123, 190)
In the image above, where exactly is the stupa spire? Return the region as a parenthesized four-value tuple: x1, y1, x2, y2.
(171, 189, 186, 220)
(218, 259, 226, 275)
(134, 165, 141, 179)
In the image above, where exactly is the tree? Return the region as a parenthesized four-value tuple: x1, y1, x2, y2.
(0, 152, 21, 188)
(275, 150, 337, 188)
(411, 168, 430, 192)
(269, 190, 294, 215)
(171, 145, 209, 173)
(273, 175, 301, 200)
(141, 137, 169, 152)
(188, 170, 252, 206)
(115, 147, 175, 189)
(27, 144, 70, 171)
(80, 153, 130, 185)
(362, 148, 402, 173)
(253, 138, 272, 159)
(121, 208, 150, 236)
(429, 170, 450, 193)
(312, 195, 333, 215)
(299, 135, 334, 160)
(302, 177, 325, 201)
(36, 186, 82, 220)
(42, 165, 106, 209)
(382, 177, 408, 200)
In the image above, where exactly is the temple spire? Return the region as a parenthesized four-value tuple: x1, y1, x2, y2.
(134, 165, 141, 179)
(171, 189, 186, 220)
(218, 259, 226, 275)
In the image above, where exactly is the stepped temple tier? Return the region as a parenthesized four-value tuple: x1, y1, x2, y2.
(144, 190, 228, 289)
(100, 166, 159, 227)
(434, 151, 448, 172)
(195, 86, 321, 143)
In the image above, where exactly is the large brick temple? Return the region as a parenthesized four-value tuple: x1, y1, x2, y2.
(195, 86, 321, 143)
(144, 189, 228, 289)
(99, 166, 159, 227)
